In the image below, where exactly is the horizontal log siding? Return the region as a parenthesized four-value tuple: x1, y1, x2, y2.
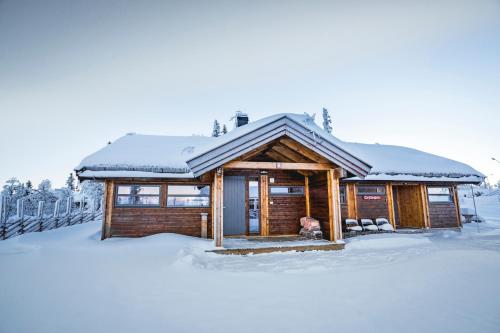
(110, 181, 211, 238)
(429, 202, 458, 228)
(309, 173, 330, 240)
(356, 195, 389, 221)
(268, 170, 306, 235)
(269, 196, 306, 235)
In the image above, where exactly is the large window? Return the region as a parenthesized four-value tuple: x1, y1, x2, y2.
(428, 187, 452, 203)
(357, 185, 385, 195)
(115, 185, 160, 206)
(270, 186, 304, 196)
(167, 185, 210, 207)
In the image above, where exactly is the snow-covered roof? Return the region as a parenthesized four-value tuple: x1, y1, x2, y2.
(75, 113, 484, 183)
(76, 134, 214, 175)
(340, 142, 485, 183)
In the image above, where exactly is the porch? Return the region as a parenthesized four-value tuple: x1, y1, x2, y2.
(209, 235, 345, 255)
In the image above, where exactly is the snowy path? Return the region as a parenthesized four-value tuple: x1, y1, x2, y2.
(0, 196, 499, 333)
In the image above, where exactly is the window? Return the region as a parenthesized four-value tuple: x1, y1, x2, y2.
(167, 185, 210, 207)
(357, 185, 385, 195)
(115, 185, 160, 206)
(339, 186, 346, 204)
(269, 186, 304, 196)
(428, 187, 452, 203)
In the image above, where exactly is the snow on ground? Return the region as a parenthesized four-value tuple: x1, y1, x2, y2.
(1, 196, 500, 333)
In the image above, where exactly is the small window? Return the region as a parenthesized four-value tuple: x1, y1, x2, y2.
(357, 185, 385, 195)
(339, 186, 346, 204)
(116, 185, 160, 206)
(428, 187, 452, 203)
(269, 186, 304, 196)
(167, 185, 210, 207)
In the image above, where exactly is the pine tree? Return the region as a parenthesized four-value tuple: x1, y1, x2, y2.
(222, 124, 228, 134)
(322, 108, 332, 133)
(26, 180, 33, 190)
(212, 120, 221, 137)
(66, 173, 76, 191)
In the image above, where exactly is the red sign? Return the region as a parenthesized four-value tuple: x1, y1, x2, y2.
(363, 195, 383, 200)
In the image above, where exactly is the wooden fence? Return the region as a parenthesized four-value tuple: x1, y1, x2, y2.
(0, 195, 102, 240)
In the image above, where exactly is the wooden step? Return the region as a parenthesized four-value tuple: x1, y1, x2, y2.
(208, 242, 345, 255)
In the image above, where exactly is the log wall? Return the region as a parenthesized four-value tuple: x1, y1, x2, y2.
(268, 170, 306, 235)
(110, 181, 212, 238)
(356, 194, 389, 220)
(309, 173, 331, 240)
(429, 203, 458, 228)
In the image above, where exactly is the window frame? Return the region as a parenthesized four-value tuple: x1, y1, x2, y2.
(166, 184, 211, 208)
(269, 185, 305, 196)
(339, 185, 347, 204)
(427, 186, 453, 204)
(114, 184, 161, 207)
(356, 185, 386, 196)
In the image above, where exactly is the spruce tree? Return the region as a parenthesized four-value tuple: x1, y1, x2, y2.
(222, 124, 228, 134)
(322, 107, 332, 133)
(212, 120, 221, 137)
(66, 173, 76, 191)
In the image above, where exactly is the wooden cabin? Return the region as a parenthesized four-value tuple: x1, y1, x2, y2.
(75, 113, 484, 247)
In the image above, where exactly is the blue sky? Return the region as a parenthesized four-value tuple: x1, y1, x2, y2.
(1, 0, 499, 187)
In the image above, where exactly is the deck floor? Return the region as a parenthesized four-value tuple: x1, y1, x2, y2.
(210, 235, 345, 255)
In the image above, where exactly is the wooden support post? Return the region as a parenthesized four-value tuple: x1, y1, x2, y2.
(0, 195, 6, 240)
(53, 199, 61, 228)
(304, 176, 310, 217)
(0, 195, 5, 224)
(65, 197, 73, 226)
(101, 180, 114, 240)
(17, 199, 25, 234)
(452, 185, 462, 227)
(260, 173, 269, 236)
(419, 184, 431, 228)
(346, 183, 358, 219)
(37, 201, 45, 231)
(385, 183, 396, 229)
(327, 169, 342, 242)
(213, 168, 224, 247)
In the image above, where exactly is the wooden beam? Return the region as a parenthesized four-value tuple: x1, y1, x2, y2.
(101, 179, 114, 240)
(238, 144, 270, 161)
(265, 150, 294, 163)
(213, 168, 224, 247)
(420, 184, 431, 228)
(305, 176, 310, 217)
(260, 174, 269, 236)
(346, 183, 358, 219)
(271, 144, 311, 162)
(327, 169, 342, 242)
(452, 185, 462, 228)
(224, 161, 335, 171)
(385, 183, 396, 229)
(279, 138, 329, 163)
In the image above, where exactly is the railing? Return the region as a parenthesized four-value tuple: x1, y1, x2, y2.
(0, 195, 102, 240)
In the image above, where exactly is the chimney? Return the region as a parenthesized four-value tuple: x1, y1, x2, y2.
(234, 111, 249, 128)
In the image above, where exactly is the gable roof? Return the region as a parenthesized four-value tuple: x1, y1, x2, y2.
(75, 113, 484, 183)
(186, 113, 372, 177)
